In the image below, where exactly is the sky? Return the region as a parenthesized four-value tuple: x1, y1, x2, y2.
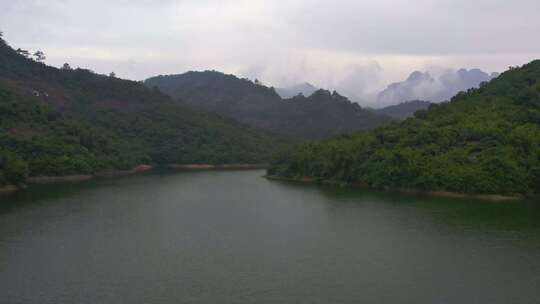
(1, 0, 539, 106)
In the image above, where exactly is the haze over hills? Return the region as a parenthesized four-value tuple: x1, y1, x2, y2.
(269, 60, 540, 195)
(0, 37, 280, 186)
(372, 100, 432, 120)
(249, 67, 499, 109)
(145, 71, 392, 139)
(275, 82, 318, 99)
(376, 68, 499, 106)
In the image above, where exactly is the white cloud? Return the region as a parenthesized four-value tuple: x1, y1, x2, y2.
(1, 0, 539, 105)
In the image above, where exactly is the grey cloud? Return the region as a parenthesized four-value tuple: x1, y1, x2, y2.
(279, 0, 540, 55)
(1, 0, 539, 105)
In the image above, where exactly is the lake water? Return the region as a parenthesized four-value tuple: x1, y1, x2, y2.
(1, 170, 539, 304)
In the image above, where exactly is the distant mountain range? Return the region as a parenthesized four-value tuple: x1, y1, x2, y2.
(372, 100, 432, 120)
(145, 71, 392, 139)
(276, 83, 318, 99)
(377, 68, 499, 106)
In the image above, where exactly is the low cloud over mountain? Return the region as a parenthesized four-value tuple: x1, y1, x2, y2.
(376, 68, 499, 106)
(276, 83, 318, 98)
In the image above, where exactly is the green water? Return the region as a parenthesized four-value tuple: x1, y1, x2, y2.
(1, 170, 539, 303)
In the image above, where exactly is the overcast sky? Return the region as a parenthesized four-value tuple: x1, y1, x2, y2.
(1, 0, 539, 105)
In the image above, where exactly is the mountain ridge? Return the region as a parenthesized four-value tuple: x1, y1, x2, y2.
(145, 71, 392, 139)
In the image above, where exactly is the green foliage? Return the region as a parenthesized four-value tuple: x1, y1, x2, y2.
(144, 72, 392, 139)
(0, 150, 29, 184)
(0, 38, 282, 185)
(269, 60, 540, 195)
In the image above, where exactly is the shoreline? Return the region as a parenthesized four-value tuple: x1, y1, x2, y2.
(264, 175, 524, 202)
(0, 184, 19, 193)
(168, 164, 269, 170)
(25, 164, 155, 185)
(0, 164, 267, 194)
(26, 175, 94, 184)
(94, 164, 154, 177)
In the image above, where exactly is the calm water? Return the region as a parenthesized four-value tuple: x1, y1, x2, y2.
(1, 170, 539, 304)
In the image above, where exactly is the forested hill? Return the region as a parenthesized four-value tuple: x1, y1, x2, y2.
(0, 36, 279, 186)
(268, 60, 540, 195)
(144, 71, 392, 139)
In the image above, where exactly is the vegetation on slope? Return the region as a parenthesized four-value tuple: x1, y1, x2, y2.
(0, 35, 280, 185)
(145, 71, 392, 139)
(268, 61, 540, 195)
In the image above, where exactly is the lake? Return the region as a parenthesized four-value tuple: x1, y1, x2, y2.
(1, 170, 539, 303)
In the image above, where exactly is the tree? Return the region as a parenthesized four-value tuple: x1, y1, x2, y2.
(33, 50, 46, 62)
(109, 72, 116, 78)
(0, 152, 29, 184)
(61, 63, 72, 70)
(16, 48, 30, 58)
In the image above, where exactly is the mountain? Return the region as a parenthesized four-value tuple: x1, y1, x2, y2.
(0, 37, 279, 186)
(373, 100, 431, 120)
(377, 68, 499, 106)
(145, 71, 391, 139)
(277, 90, 393, 139)
(276, 82, 318, 98)
(268, 60, 540, 196)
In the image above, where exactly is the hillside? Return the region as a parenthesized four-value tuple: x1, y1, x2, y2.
(268, 61, 540, 195)
(145, 72, 391, 139)
(373, 100, 431, 120)
(0, 37, 279, 186)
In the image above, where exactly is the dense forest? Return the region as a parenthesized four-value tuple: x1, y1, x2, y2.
(268, 60, 540, 195)
(145, 71, 392, 139)
(0, 35, 280, 186)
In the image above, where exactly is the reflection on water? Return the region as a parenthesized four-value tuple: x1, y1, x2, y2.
(1, 170, 539, 304)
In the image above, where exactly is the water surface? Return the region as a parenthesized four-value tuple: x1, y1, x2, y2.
(1, 170, 539, 303)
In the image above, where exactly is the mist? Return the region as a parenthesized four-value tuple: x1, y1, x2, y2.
(1, 0, 539, 106)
